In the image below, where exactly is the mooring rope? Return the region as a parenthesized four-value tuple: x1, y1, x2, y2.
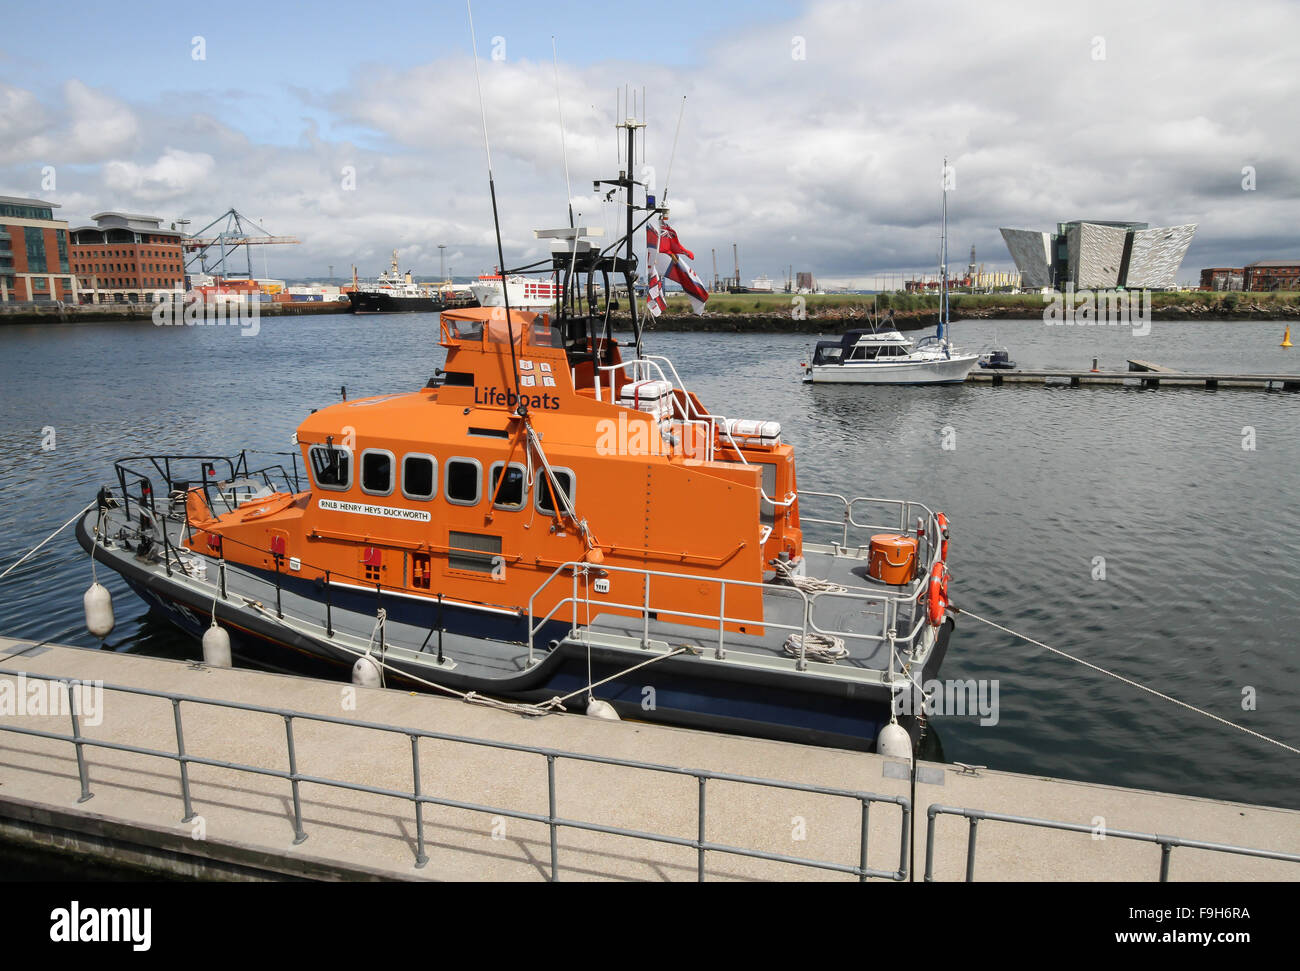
(957, 606, 1300, 757)
(0, 501, 97, 581)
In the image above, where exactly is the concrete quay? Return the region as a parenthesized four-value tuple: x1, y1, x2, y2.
(1, 638, 1297, 882)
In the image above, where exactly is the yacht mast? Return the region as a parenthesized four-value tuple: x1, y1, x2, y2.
(940, 157, 948, 343)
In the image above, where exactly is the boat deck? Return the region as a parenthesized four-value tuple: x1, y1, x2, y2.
(85, 505, 924, 689)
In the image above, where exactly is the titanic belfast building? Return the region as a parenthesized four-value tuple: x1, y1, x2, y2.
(1000, 220, 1196, 290)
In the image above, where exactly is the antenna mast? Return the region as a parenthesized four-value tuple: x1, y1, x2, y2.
(467, 1, 523, 412)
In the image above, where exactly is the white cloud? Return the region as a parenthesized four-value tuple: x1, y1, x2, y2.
(103, 148, 216, 200)
(1, 0, 1297, 283)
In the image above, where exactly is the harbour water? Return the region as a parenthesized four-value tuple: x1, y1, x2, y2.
(0, 312, 1296, 810)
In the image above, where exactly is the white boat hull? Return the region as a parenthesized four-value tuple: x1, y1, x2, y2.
(803, 353, 978, 385)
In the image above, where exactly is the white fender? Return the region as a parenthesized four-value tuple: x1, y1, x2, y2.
(585, 698, 620, 721)
(202, 622, 232, 668)
(352, 654, 382, 687)
(84, 582, 115, 639)
(876, 720, 913, 762)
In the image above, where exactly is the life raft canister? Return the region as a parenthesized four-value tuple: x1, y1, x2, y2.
(935, 512, 950, 562)
(927, 561, 950, 627)
(868, 533, 919, 585)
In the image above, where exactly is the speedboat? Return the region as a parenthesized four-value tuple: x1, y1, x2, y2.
(75, 116, 956, 754)
(978, 347, 1017, 370)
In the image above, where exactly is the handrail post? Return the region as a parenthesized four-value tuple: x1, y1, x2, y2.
(274, 554, 283, 619)
(162, 523, 173, 577)
(411, 734, 428, 868)
(715, 584, 726, 659)
(219, 549, 227, 599)
(697, 776, 707, 881)
(899, 801, 912, 881)
(284, 715, 307, 845)
(965, 816, 979, 881)
(1159, 842, 1172, 882)
(924, 808, 937, 881)
(547, 755, 559, 882)
(324, 570, 333, 637)
(437, 593, 444, 665)
(642, 574, 651, 649)
(859, 799, 870, 882)
(797, 594, 810, 672)
(172, 698, 195, 823)
(66, 680, 93, 804)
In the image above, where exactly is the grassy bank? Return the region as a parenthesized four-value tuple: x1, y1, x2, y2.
(648, 290, 1300, 323)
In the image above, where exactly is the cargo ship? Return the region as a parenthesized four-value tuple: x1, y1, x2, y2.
(348, 251, 447, 314)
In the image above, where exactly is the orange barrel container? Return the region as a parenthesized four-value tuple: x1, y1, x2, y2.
(868, 533, 919, 585)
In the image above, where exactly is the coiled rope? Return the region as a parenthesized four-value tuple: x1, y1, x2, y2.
(783, 632, 848, 663)
(771, 557, 846, 593)
(957, 606, 1300, 757)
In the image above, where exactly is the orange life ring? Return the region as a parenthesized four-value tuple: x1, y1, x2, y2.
(927, 561, 949, 627)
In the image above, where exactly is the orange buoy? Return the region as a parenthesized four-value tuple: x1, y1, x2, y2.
(1283, 325, 1293, 348)
(868, 533, 919, 585)
(935, 512, 950, 561)
(926, 561, 949, 627)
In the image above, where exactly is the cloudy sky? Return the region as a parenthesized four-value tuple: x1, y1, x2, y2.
(2, 0, 1297, 287)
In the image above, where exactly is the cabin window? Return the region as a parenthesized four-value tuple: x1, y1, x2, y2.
(850, 345, 879, 361)
(536, 468, 575, 516)
(488, 462, 528, 511)
(309, 444, 351, 491)
(445, 458, 482, 506)
(402, 454, 437, 500)
(448, 531, 502, 575)
(360, 449, 395, 496)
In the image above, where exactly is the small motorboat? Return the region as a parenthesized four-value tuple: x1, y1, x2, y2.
(978, 347, 1017, 370)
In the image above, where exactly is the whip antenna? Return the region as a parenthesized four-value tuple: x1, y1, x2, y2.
(552, 37, 574, 228)
(467, 0, 523, 412)
(662, 95, 686, 204)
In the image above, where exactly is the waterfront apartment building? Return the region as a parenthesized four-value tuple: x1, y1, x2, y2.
(1243, 260, 1300, 291)
(69, 211, 185, 303)
(1000, 220, 1197, 290)
(1198, 261, 1300, 291)
(0, 195, 78, 302)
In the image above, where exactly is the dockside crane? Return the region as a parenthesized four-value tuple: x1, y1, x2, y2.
(181, 208, 300, 280)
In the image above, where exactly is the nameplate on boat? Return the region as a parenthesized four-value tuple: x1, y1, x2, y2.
(317, 498, 432, 522)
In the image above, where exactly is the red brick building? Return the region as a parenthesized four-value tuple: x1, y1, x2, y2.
(0, 195, 78, 302)
(69, 211, 185, 303)
(1242, 260, 1300, 292)
(1198, 267, 1244, 291)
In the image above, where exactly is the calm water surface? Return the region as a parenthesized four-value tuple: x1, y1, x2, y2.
(0, 312, 1296, 809)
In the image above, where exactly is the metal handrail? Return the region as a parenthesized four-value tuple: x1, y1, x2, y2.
(0, 666, 911, 881)
(526, 560, 934, 670)
(924, 804, 1300, 882)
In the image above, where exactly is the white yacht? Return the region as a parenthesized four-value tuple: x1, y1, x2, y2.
(804, 328, 978, 384)
(802, 157, 977, 386)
